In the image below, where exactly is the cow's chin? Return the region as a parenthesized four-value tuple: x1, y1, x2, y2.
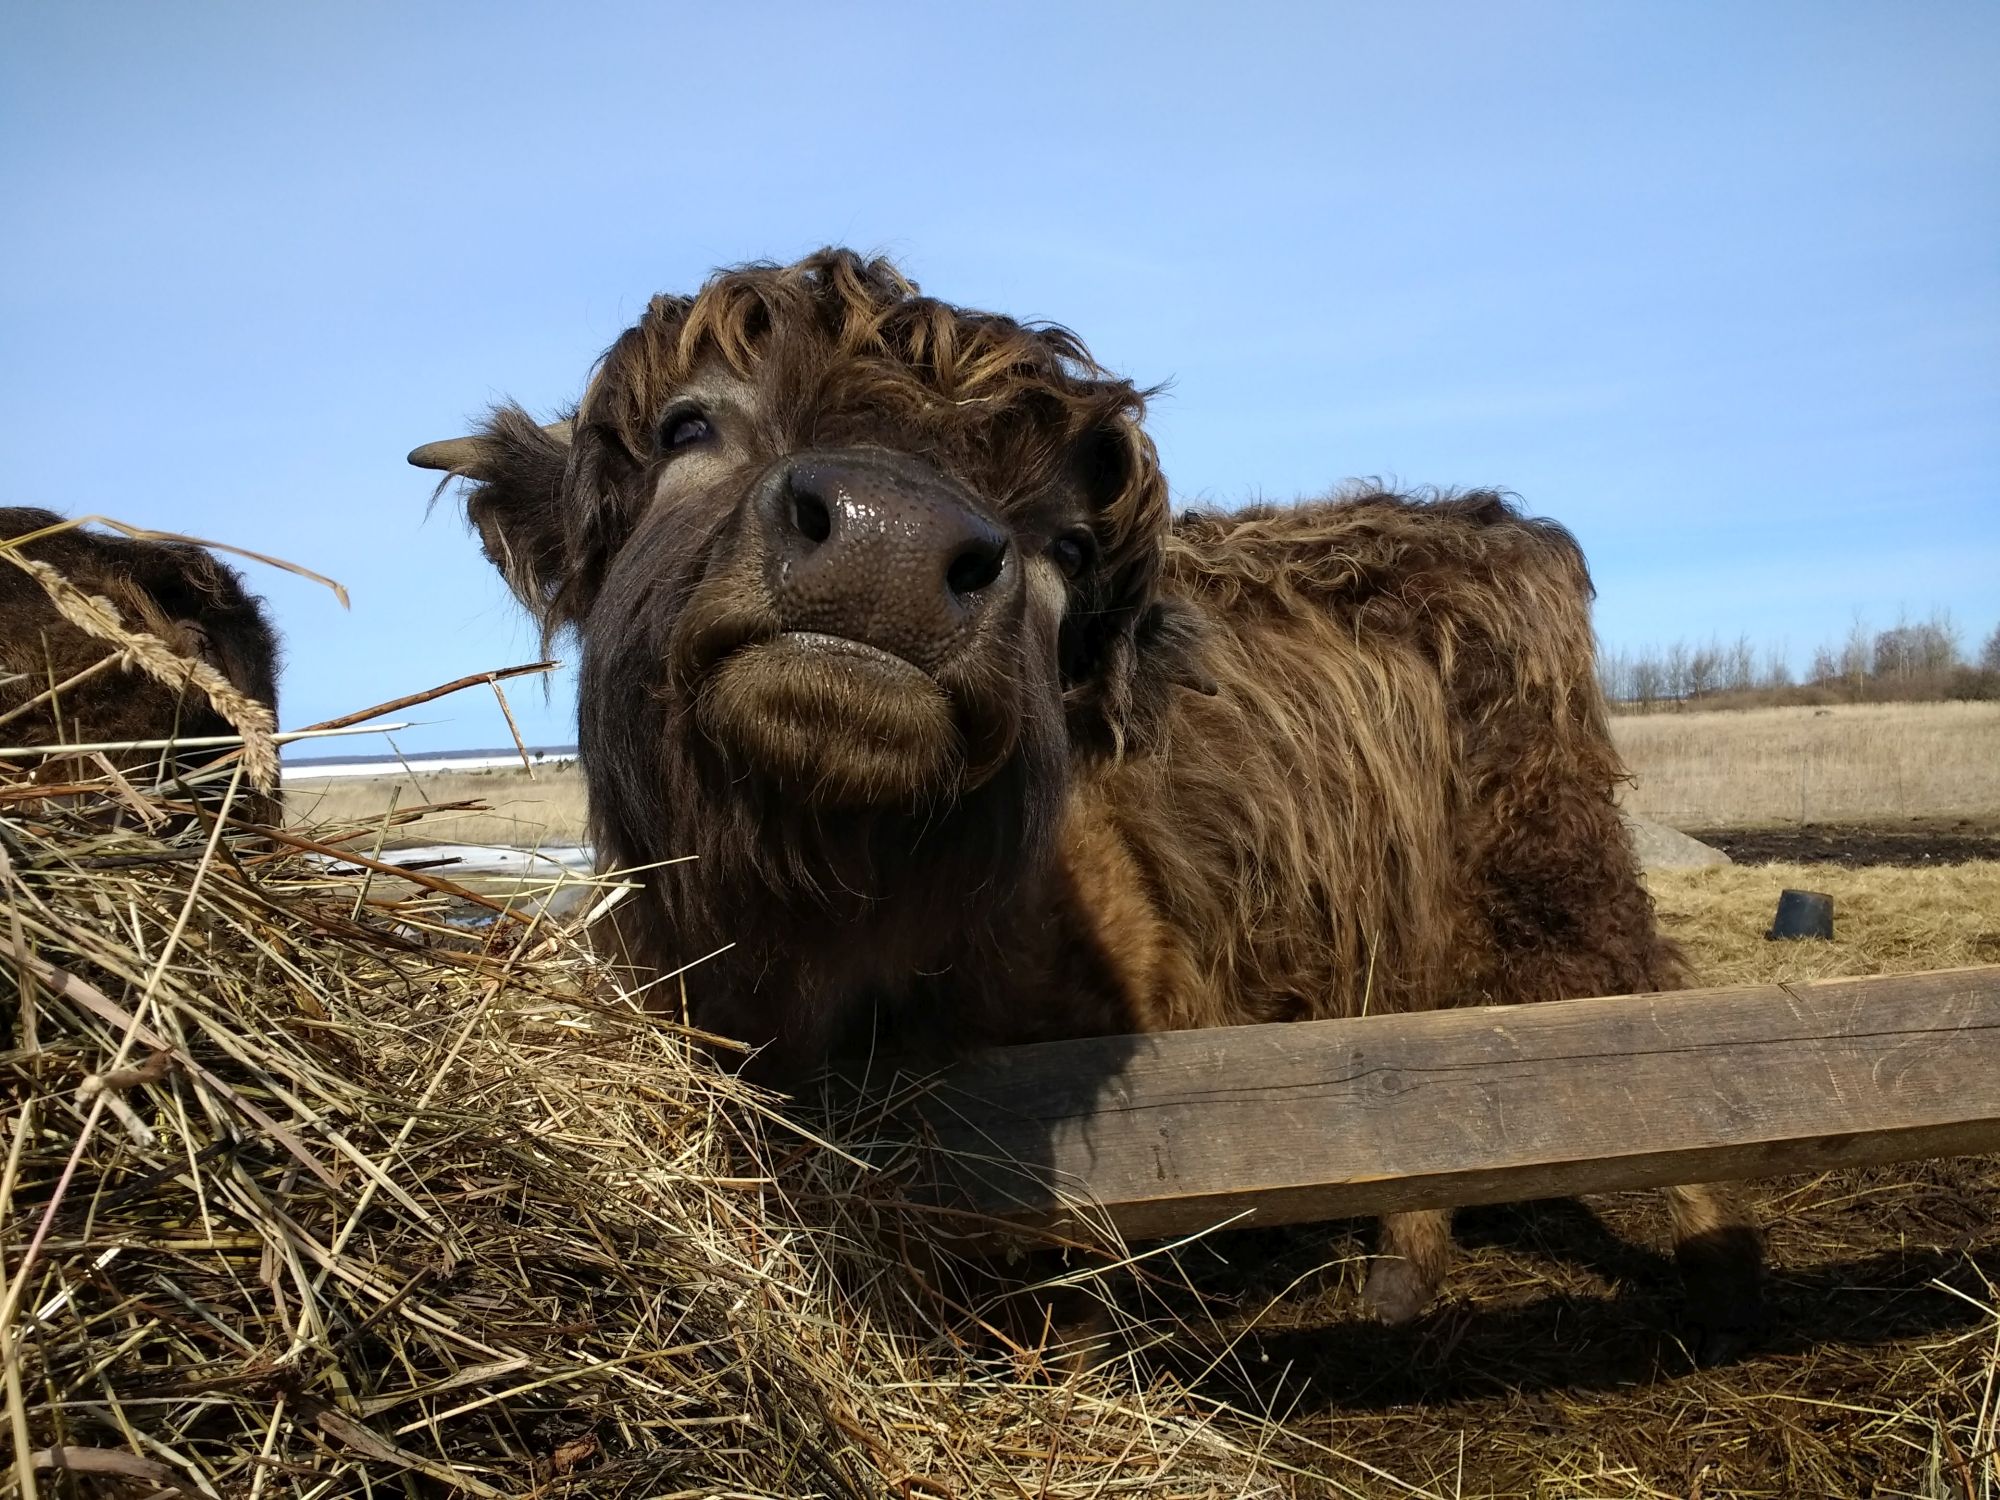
(697, 633, 963, 807)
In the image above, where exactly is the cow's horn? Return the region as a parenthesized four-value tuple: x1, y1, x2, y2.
(408, 419, 576, 480)
(407, 436, 491, 476)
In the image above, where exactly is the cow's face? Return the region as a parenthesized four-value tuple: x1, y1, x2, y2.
(417, 252, 1200, 819)
(587, 355, 1109, 808)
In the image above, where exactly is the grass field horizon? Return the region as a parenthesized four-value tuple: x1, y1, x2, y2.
(289, 698, 2000, 849)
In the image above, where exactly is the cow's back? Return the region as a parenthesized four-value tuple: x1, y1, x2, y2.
(1059, 490, 1681, 1039)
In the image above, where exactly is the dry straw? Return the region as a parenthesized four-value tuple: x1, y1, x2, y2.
(0, 553, 279, 791)
(2, 724, 1384, 1498)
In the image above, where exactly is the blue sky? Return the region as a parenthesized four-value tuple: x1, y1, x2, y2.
(5, 2, 1995, 752)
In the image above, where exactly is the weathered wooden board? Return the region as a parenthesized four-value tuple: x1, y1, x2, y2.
(918, 966, 2000, 1241)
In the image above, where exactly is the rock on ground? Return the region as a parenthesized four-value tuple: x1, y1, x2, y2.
(1624, 814, 1732, 869)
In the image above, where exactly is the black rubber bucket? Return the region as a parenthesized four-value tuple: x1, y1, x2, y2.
(1766, 888, 1835, 941)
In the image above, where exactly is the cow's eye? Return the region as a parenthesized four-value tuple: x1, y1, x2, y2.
(1049, 532, 1095, 580)
(660, 406, 713, 453)
(174, 618, 216, 665)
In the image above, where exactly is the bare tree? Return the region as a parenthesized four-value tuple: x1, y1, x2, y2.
(1631, 652, 1665, 709)
(1724, 633, 1756, 693)
(1761, 640, 1793, 690)
(1874, 616, 1917, 681)
(1663, 640, 1691, 705)
(1686, 638, 1722, 699)
(1875, 609, 1961, 683)
(1929, 608, 1962, 671)
(1841, 614, 1872, 694)
(1983, 621, 2000, 674)
(1595, 642, 1631, 704)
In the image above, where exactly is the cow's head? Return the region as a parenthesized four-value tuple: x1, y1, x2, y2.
(1, 507, 283, 821)
(416, 253, 1202, 838)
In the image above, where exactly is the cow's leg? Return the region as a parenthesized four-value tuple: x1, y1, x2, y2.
(1361, 1209, 1453, 1323)
(1664, 1182, 1764, 1363)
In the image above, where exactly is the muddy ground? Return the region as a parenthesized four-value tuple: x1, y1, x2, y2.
(1689, 814, 2000, 867)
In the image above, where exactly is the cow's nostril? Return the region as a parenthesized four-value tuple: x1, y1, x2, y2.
(791, 489, 832, 546)
(945, 538, 1007, 598)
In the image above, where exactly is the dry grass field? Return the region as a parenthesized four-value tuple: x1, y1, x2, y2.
(1614, 700, 2000, 828)
(286, 763, 591, 847)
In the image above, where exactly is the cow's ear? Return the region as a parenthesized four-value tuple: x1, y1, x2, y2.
(411, 408, 577, 633)
(1136, 595, 1217, 700)
(1068, 593, 1215, 756)
(124, 542, 284, 714)
(1062, 415, 1209, 753)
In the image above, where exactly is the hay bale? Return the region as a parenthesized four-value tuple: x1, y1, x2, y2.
(0, 757, 1314, 1498)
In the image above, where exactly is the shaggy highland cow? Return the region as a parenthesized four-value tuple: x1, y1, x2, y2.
(412, 250, 1761, 1347)
(0, 507, 281, 806)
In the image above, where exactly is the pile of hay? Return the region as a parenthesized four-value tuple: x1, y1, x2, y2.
(1, 760, 1360, 1499)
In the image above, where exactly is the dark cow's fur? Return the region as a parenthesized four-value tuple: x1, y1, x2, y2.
(0, 507, 281, 808)
(416, 250, 1762, 1347)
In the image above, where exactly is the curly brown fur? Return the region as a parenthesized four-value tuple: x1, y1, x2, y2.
(0, 507, 282, 812)
(421, 249, 1760, 1336)
(1091, 492, 1759, 1340)
(1080, 489, 1690, 1034)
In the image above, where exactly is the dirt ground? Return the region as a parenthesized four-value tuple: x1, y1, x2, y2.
(1692, 814, 2000, 868)
(1146, 1156, 1995, 1497)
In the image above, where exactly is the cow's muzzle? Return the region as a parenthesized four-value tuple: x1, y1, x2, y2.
(753, 449, 1016, 675)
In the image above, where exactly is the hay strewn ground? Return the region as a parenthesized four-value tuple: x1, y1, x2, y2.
(3, 767, 1377, 1498)
(286, 767, 591, 851)
(1652, 860, 2000, 985)
(8, 761, 2000, 1497)
(1138, 861, 2000, 1496)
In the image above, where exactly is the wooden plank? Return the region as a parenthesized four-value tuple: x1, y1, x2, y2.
(916, 966, 2000, 1242)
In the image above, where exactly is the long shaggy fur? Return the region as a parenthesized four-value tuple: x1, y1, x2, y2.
(428, 249, 1761, 1339)
(1079, 490, 1689, 1036)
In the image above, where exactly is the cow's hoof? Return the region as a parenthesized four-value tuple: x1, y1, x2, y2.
(1688, 1314, 1759, 1368)
(1683, 1287, 1765, 1367)
(1360, 1259, 1435, 1325)
(1677, 1225, 1764, 1366)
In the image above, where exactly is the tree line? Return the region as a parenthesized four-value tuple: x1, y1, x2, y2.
(1599, 611, 2000, 711)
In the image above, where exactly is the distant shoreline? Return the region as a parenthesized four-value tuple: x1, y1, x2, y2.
(283, 746, 579, 782)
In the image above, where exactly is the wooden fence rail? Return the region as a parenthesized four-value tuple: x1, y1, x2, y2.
(918, 966, 2000, 1241)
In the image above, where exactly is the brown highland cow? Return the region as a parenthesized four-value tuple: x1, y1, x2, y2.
(1, 507, 281, 805)
(412, 250, 1761, 1350)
